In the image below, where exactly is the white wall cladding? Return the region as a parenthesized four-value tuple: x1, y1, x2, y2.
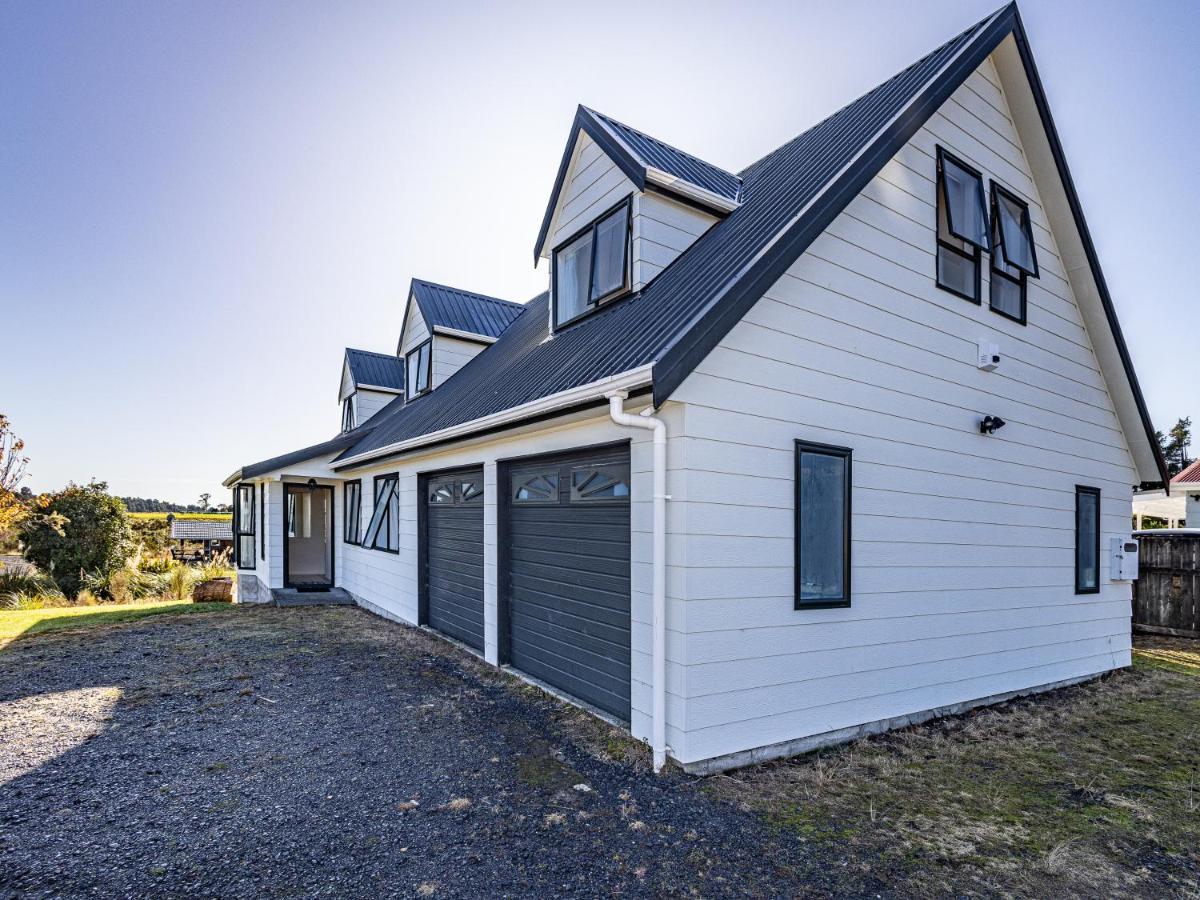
(631, 192, 716, 291)
(354, 388, 395, 424)
(335, 405, 689, 754)
(400, 300, 430, 358)
(546, 133, 637, 252)
(431, 335, 487, 389)
(668, 56, 1137, 765)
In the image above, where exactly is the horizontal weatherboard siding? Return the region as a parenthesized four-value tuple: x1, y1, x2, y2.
(668, 52, 1135, 764)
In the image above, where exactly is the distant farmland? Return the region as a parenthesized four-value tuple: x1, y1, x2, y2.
(128, 512, 231, 522)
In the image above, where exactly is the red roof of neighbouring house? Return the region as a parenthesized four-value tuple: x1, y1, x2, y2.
(1172, 459, 1200, 484)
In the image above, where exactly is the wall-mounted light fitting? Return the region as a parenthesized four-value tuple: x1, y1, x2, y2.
(979, 415, 1006, 435)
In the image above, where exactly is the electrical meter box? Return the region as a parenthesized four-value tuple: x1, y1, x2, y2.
(1110, 537, 1139, 582)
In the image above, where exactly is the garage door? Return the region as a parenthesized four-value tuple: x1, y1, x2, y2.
(504, 446, 631, 720)
(423, 468, 485, 651)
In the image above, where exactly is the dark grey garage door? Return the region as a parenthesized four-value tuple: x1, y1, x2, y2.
(504, 446, 631, 720)
(422, 468, 485, 652)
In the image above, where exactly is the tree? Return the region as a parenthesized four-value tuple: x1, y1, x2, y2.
(0, 414, 30, 534)
(19, 481, 132, 597)
(1157, 417, 1193, 477)
(199, 492, 211, 512)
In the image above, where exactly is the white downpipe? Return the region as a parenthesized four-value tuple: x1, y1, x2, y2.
(606, 391, 668, 773)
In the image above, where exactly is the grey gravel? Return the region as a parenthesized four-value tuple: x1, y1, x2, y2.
(0, 606, 878, 898)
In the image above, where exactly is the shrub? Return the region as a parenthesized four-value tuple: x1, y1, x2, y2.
(19, 481, 132, 597)
(0, 569, 64, 609)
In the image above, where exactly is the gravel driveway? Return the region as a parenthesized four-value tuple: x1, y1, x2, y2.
(0, 606, 872, 898)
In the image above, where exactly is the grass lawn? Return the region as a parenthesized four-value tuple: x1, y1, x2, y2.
(0, 601, 238, 646)
(709, 636, 1200, 896)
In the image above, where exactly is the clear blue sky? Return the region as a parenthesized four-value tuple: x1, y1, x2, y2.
(3, 0, 1196, 502)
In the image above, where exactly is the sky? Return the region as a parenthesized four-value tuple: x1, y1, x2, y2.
(2, 0, 1197, 503)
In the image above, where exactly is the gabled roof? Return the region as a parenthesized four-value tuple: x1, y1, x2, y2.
(533, 105, 742, 260)
(246, 2, 1165, 488)
(344, 348, 405, 393)
(409, 279, 525, 341)
(1172, 459, 1200, 485)
(337, 7, 1009, 468)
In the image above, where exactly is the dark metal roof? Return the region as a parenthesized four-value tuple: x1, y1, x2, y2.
(339, 9, 1005, 466)
(230, 430, 371, 484)
(345, 348, 405, 391)
(410, 279, 525, 340)
(170, 519, 233, 541)
(240, 2, 1164, 488)
(586, 108, 742, 203)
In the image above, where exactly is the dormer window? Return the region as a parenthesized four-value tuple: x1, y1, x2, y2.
(406, 339, 431, 400)
(935, 147, 990, 303)
(553, 199, 631, 328)
(341, 397, 356, 432)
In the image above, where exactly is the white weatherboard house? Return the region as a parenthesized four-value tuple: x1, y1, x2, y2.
(225, 4, 1168, 773)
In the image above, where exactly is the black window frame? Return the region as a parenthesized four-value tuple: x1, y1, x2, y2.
(343, 479, 362, 545)
(934, 147, 989, 304)
(364, 473, 400, 554)
(794, 440, 852, 610)
(551, 196, 633, 330)
(259, 485, 265, 561)
(234, 482, 255, 570)
(341, 395, 356, 432)
(405, 340, 432, 401)
(991, 181, 1040, 279)
(1075, 485, 1101, 595)
(988, 208, 1027, 325)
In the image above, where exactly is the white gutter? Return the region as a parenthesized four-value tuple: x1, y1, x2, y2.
(606, 391, 668, 773)
(433, 326, 498, 345)
(335, 364, 655, 470)
(645, 167, 740, 213)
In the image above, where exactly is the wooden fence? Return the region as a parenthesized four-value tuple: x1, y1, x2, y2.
(1133, 532, 1200, 638)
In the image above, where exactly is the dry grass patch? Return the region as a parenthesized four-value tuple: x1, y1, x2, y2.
(708, 637, 1200, 897)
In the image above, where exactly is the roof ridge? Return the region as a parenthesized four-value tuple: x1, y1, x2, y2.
(411, 277, 524, 309)
(346, 347, 400, 359)
(1172, 458, 1200, 483)
(583, 106, 741, 185)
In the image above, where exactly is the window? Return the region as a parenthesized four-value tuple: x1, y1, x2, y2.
(260, 487, 266, 561)
(935, 147, 989, 303)
(512, 471, 558, 503)
(344, 480, 362, 545)
(570, 464, 630, 502)
(1075, 486, 1100, 594)
(989, 183, 1039, 324)
(552, 199, 631, 327)
(363, 473, 399, 553)
(992, 183, 1039, 277)
(235, 483, 255, 570)
(342, 396, 356, 432)
(405, 340, 431, 400)
(795, 441, 851, 608)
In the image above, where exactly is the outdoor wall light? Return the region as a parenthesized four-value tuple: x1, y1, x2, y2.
(306, 478, 318, 490)
(979, 415, 1006, 435)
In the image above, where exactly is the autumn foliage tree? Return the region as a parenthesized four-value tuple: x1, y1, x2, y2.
(0, 414, 30, 534)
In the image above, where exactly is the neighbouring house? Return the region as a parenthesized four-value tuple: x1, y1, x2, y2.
(1132, 488, 1187, 530)
(225, 3, 1168, 774)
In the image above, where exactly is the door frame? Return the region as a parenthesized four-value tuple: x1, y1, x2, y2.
(282, 482, 336, 590)
(417, 463, 484, 628)
(495, 439, 631, 666)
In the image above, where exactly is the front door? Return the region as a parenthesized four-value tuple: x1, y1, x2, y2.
(285, 484, 334, 590)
